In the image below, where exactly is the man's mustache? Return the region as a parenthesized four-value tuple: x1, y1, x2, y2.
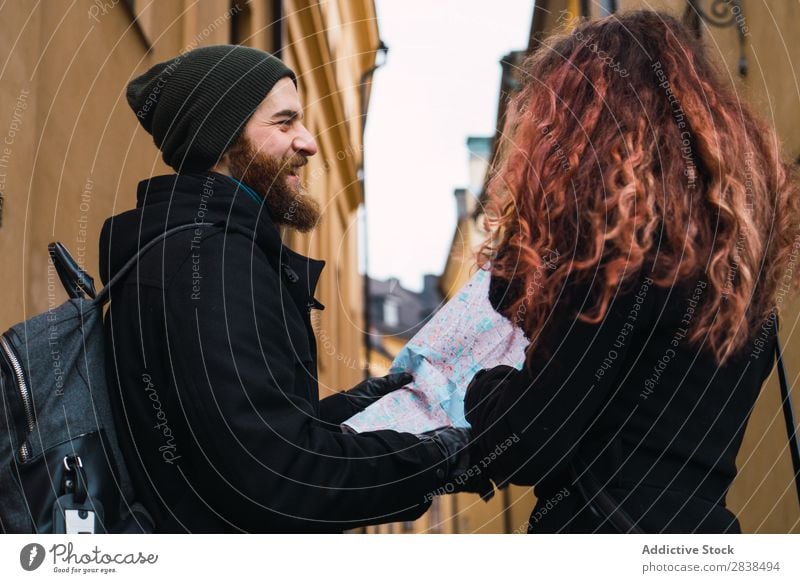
(282, 155, 308, 174)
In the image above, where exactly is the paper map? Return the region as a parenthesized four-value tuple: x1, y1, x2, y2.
(343, 267, 529, 434)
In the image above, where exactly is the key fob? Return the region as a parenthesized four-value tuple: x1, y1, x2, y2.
(52, 494, 104, 534)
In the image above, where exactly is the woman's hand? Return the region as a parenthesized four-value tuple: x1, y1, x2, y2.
(464, 365, 518, 426)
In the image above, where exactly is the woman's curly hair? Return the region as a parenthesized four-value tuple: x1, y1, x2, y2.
(480, 10, 800, 366)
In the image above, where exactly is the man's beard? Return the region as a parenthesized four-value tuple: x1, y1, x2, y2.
(225, 137, 320, 232)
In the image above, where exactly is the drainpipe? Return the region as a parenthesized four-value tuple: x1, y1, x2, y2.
(359, 40, 389, 380)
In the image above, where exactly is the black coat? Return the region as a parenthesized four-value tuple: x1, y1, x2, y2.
(99, 171, 446, 532)
(466, 271, 777, 533)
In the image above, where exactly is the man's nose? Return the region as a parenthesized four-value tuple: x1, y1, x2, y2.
(294, 124, 318, 157)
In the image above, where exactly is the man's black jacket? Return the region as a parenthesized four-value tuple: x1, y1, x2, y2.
(99, 171, 446, 532)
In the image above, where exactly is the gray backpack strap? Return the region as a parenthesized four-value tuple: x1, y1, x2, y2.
(94, 222, 215, 305)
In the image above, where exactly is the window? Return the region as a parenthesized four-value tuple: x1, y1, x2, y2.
(598, 0, 617, 16)
(122, 0, 154, 49)
(230, 0, 253, 46)
(383, 299, 399, 328)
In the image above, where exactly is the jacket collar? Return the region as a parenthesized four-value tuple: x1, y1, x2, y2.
(131, 171, 326, 304)
(281, 247, 326, 312)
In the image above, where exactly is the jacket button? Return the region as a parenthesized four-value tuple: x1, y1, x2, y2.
(435, 468, 445, 480)
(282, 264, 300, 283)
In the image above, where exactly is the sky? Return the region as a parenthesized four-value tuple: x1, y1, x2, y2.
(362, 0, 535, 292)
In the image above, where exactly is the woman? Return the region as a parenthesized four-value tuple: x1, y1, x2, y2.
(465, 10, 800, 533)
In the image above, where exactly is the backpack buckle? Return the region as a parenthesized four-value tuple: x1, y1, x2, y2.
(63, 454, 83, 471)
(53, 455, 103, 534)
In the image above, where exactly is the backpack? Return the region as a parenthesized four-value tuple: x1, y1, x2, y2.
(0, 222, 208, 533)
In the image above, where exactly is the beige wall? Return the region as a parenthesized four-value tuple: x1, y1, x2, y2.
(0, 0, 377, 413)
(282, 0, 380, 394)
(0, 1, 42, 326)
(437, 0, 800, 533)
(438, 224, 537, 534)
(612, 0, 800, 535)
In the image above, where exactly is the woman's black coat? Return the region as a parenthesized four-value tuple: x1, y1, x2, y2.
(466, 270, 777, 533)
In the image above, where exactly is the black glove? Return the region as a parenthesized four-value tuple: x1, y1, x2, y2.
(319, 372, 413, 425)
(417, 427, 495, 501)
(464, 365, 517, 428)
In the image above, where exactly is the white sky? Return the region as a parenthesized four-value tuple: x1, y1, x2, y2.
(362, 0, 535, 292)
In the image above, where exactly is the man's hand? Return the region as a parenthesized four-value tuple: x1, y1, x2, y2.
(343, 372, 413, 411)
(319, 372, 413, 426)
(417, 427, 495, 502)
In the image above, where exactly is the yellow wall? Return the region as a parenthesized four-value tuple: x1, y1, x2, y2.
(0, 0, 377, 422)
(282, 0, 381, 396)
(438, 0, 800, 533)
(611, 0, 800, 536)
(437, 223, 537, 534)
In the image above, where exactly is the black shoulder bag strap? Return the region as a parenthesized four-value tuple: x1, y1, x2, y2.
(93, 222, 216, 305)
(568, 453, 644, 534)
(566, 278, 654, 534)
(571, 312, 800, 533)
(773, 315, 800, 507)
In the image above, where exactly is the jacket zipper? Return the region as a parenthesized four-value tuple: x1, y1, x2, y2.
(0, 335, 34, 462)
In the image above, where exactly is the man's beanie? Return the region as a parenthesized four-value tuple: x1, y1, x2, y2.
(126, 44, 296, 173)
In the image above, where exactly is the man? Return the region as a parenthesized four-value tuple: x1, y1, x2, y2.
(101, 45, 488, 533)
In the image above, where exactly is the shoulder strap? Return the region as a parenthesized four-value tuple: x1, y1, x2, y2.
(773, 315, 800, 507)
(568, 454, 645, 533)
(570, 310, 800, 531)
(94, 222, 215, 305)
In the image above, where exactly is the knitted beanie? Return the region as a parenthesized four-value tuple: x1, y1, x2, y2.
(126, 44, 296, 172)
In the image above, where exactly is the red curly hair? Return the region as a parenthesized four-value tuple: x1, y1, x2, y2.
(481, 10, 800, 366)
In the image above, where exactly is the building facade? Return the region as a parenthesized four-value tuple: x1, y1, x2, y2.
(442, 0, 800, 533)
(0, 0, 379, 401)
(558, 0, 800, 536)
(3, 0, 797, 534)
(438, 134, 538, 534)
